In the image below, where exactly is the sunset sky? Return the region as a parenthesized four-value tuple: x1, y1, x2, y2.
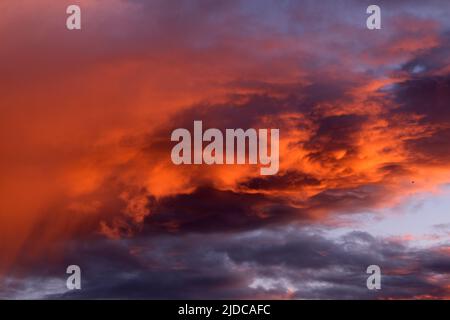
(0, 0, 449, 299)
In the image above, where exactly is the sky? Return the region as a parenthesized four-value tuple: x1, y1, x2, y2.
(0, 0, 449, 299)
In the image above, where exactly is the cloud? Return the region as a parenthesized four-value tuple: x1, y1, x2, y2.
(2, 228, 447, 299)
(1, 0, 450, 299)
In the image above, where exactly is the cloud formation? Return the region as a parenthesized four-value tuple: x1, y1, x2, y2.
(0, 0, 449, 299)
(3, 228, 448, 299)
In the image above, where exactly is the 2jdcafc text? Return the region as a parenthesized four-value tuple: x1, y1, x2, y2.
(178, 304, 271, 318)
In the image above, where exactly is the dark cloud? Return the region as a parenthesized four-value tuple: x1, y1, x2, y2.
(391, 73, 450, 162)
(400, 35, 450, 76)
(3, 228, 447, 299)
(304, 114, 367, 163)
(240, 171, 321, 191)
(143, 187, 304, 234)
(395, 76, 450, 122)
(306, 184, 388, 214)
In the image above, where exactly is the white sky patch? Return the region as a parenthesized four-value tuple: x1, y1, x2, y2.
(324, 186, 450, 248)
(412, 64, 426, 74)
(249, 276, 296, 292)
(0, 277, 69, 299)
